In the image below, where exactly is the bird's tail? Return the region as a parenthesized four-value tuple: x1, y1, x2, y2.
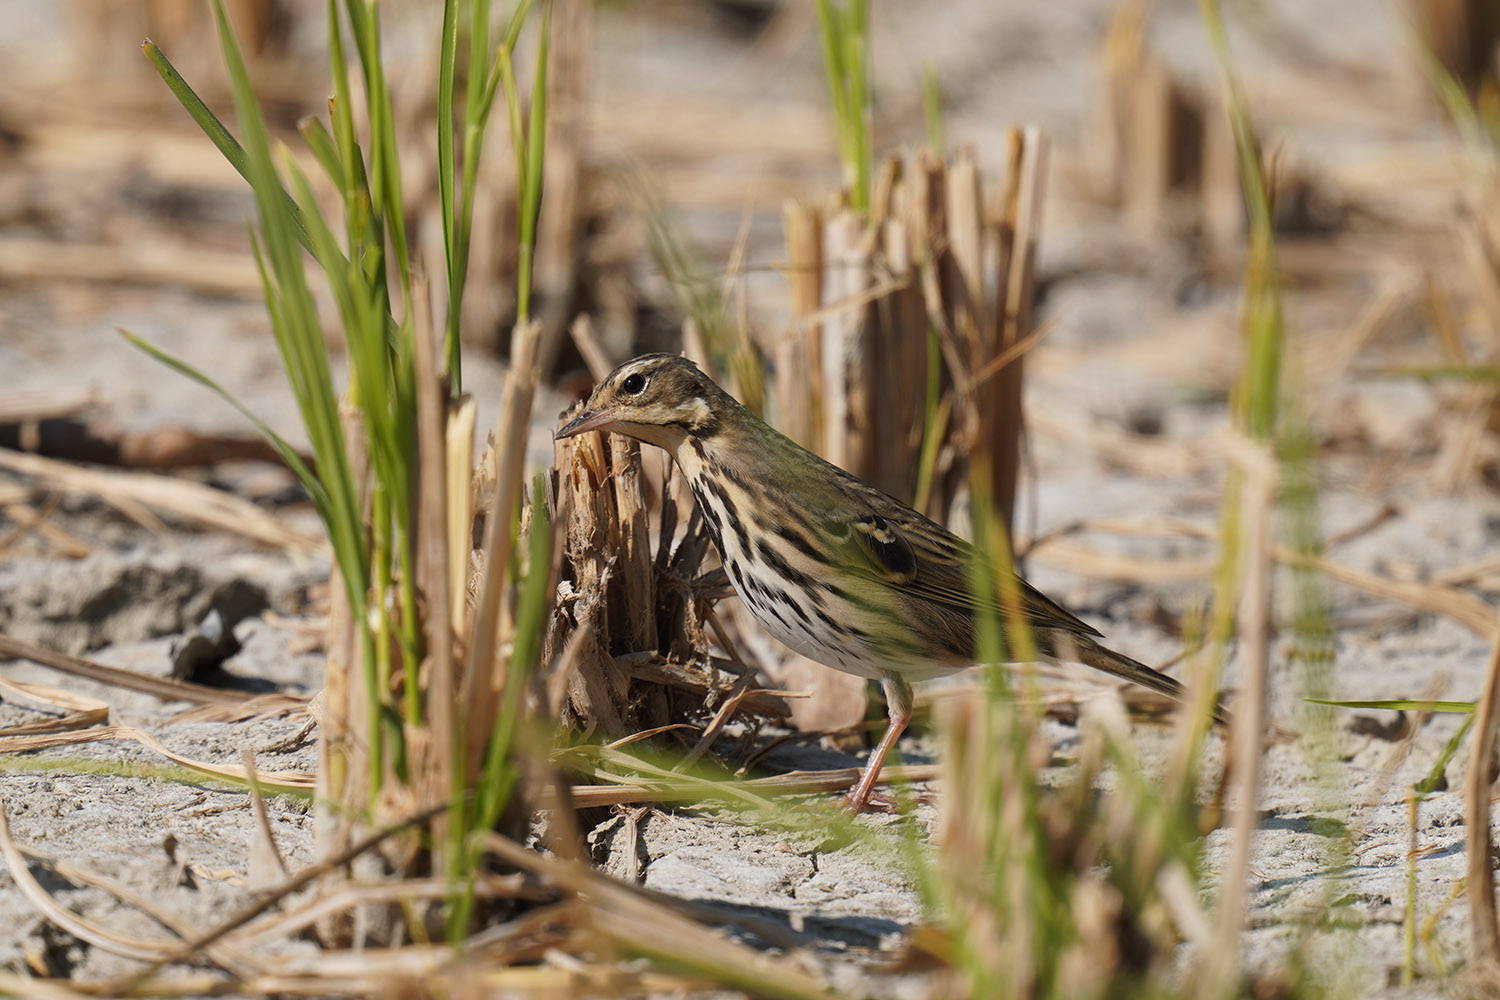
(1068, 634, 1230, 727)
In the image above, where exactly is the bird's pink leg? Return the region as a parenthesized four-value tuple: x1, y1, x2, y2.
(843, 675, 914, 813)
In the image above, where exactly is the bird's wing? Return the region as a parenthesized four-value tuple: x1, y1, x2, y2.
(830, 481, 1103, 641)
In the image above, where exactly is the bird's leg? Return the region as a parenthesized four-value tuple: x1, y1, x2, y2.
(843, 674, 914, 813)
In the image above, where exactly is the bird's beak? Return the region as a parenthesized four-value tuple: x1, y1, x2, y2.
(555, 407, 619, 440)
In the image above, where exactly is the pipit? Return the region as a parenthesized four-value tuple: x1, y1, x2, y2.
(556, 354, 1221, 811)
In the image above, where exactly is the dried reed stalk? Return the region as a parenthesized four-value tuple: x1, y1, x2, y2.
(0, 448, 320, 551)
(783, 139, 1047, 537)
(445, 396, 477, 636)
(780, 199, 822, 449)
(989, 127, 1047, 534)
(1095, 1, 1240, 245)
(533, 0, 593, 371)
(411, 275, 455, 857)
(0, 633, 246, 706)
(1466, 623, 1500, 966)
(0, 237, 261, 297)
(1198, 442, 1276, 998)
(313, 406, 368, 902)
(464, 320, 545, 769)
(1413, 0, 1500, 94)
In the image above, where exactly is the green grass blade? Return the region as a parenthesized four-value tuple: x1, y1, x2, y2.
(299, 116, 345, 187)
(143, 39, 314, 252)
(515, 0, 551, 326)
(142, 40, 249, 176)
(115, 327, 329, 518)
(812, 0, 869, 213)
(497, 48, 526, 192)
(1306, 698, 1475, 714)
(327, 0, 360, 205)
(503, 0, 534, 54)
(438, 0, 461, 382)
(814, 0, 850, 163)
(348, 0, 411, 313)
(208, 0, 383, 789)
(1380, 363, 1500, 382)
(845, 0, 869, 213)
(1417, 714, 1474, 796)
(923, 60, 944, 154)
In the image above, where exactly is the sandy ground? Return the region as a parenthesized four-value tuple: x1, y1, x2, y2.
(2, 0, 1498, 996)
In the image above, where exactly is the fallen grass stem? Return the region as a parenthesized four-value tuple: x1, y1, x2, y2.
(0, 634, 249, 706)
(554, 763, 941, 810)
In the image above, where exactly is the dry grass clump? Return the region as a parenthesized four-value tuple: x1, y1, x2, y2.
(930, 695, 1205, 1000)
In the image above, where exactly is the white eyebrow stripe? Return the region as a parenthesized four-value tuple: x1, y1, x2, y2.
(616, 359, 652, 382)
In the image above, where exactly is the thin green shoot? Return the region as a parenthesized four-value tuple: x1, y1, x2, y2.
(437, 0, 461, 379)
(553, 739, 916, 871)
(437, 0, 520, 388)
(1377, 363, 1500, 382)
(1405, 713, 1474, 984)
(499, 0, 551, 326)
(923, 61, 944, 155)
(0, 755, 312, 802)
(341, 0, 412, 316)
(1306, 699, 1474, 714)
(912, 320, 947, 514)
(114, 329, 326, 517)
(1198, 2, 1350, 993)
(1409, 23, 1497, 168)
(813, 0, 871, 215)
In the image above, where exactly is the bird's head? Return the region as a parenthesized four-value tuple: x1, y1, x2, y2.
(555, 353, 730, 450)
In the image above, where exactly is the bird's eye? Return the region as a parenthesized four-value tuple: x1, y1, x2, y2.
(621, 373, 647, 396)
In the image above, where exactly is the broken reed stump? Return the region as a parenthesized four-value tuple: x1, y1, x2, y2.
(1430, 117, 1500, 488)
(547, 416, 790, 746)
(1093, 2, 1345, 245)
(1094, 1, 1240, 246)
(1412, 0, 1500, 96)
(776, 132, 1048, 734)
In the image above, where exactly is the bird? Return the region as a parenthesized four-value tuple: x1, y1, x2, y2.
(555, 353, 1223, 812)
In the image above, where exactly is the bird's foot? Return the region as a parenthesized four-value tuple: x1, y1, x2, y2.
(840, 787, 898, 814)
